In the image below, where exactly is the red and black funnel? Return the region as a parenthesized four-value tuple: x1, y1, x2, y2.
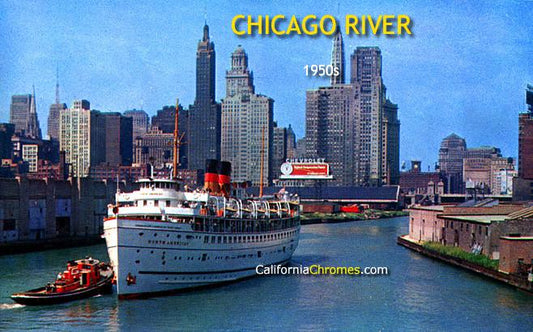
(218, 161, 232, 197)
(204, 159, 220, 193)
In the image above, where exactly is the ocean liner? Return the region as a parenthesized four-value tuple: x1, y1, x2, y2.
(103, 101, 300, 299)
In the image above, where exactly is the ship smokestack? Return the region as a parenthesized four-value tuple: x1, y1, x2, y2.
(218, 161, 231, 197)
(204, 159, 220, 193)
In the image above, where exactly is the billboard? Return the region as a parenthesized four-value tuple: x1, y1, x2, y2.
(279, 159, 333, 180)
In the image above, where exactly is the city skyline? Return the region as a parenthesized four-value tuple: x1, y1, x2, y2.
(1, 1, 532, 167)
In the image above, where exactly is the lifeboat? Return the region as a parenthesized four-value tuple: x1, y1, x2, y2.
(10, 257, 114, 305)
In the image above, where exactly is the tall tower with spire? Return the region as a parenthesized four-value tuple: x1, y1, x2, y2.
(188, 23, 221, 171)
(48, 71, 67, 141)
(221, 46, 273, 185)
(330, 28, 345, 85)
(306, 44, 399, 186)
(27, 85, 42, 139)
(29, 85, 42, 138)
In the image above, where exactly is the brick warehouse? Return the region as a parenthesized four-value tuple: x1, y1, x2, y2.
(408, 204, 533, 260)
(499, 236, 533, 274)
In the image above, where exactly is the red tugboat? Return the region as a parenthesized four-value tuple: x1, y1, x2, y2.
(11, 257, 114, 305)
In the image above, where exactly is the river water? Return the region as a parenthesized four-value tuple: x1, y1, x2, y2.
(1, 217, 532, 331)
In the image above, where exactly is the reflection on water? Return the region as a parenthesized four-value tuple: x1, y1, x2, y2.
(1, 217, 533, 330)
(0, 303, 24, 310)
(495, 287, 531, 310)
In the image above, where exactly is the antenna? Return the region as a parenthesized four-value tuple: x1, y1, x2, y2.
(31, 84, 36, 113)
(55, 65, 60, 105)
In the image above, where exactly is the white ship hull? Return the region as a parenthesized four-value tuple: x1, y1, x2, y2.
(104, 217, 300, 298)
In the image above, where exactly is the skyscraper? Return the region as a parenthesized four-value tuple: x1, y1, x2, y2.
(10, 95, 32, 136)
(124, 109, 149, 140)
(296, 137, 306, 158)
(382, 98, 400, 185)
(513, 85, 533, 200)
(48, 76, 66, 141)
(305, 35, 399, 186)
(10, 88, 42, 139)
(0, 123, 15, 159)
(48, 104, 67, 141)
(188, 24, 221, 171)
(221, 46, 273, 185)
(306, 84, 359, 186)
(351, 47, 384, 186)
(134, 127, 174, 168)
(103, 113, 133, 166)
(330, 27, 345, 85)
(286, 124, 297, 159)
(152, 105, 181, 134)
(27, 86, 42, 139)
(519, 85, 533, 180)
(438, 133, 467, 193)
(151, 105, 188, 168)
(59, 100, 105, 177)
(272, 124, 287, 180)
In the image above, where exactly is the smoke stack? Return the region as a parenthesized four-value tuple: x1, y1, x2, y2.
(204, 159, 219, 193)
(218, 161, 231, 197)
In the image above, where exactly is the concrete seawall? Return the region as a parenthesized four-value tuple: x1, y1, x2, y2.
(397, 235, 533, 294)
(0, 236, 104, 255)
(0, 177, 136, 252)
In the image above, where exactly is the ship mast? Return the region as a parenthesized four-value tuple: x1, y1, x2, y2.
(173, 98, 179, 179)
(259, 125, 265, 198)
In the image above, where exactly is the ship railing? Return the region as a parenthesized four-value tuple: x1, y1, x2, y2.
(195, 196, 300, 221)
(262, 201, 271, 219)
(208, 195, 227, 218)
(253, 201, 261, 219)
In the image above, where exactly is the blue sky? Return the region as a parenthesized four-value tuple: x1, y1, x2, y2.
(1, 0, 532, 169)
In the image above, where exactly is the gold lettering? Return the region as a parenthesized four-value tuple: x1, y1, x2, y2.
(271, 15, 285, 35)
(345, 15, 359, 35)
(247, 15, 263, 35)
(368, 15, 383, 35)
(231, 15, 246, 36)
(320, 15, 336, 35)
(286, 16, 302, 34)
(302, 15, 318, 35)
(398, 14, 412, 34)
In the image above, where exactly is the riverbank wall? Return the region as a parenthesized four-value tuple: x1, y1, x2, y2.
(301, 211, 408, 224)
(0, 236, 104, 255)
(397, 235, 533, 294)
